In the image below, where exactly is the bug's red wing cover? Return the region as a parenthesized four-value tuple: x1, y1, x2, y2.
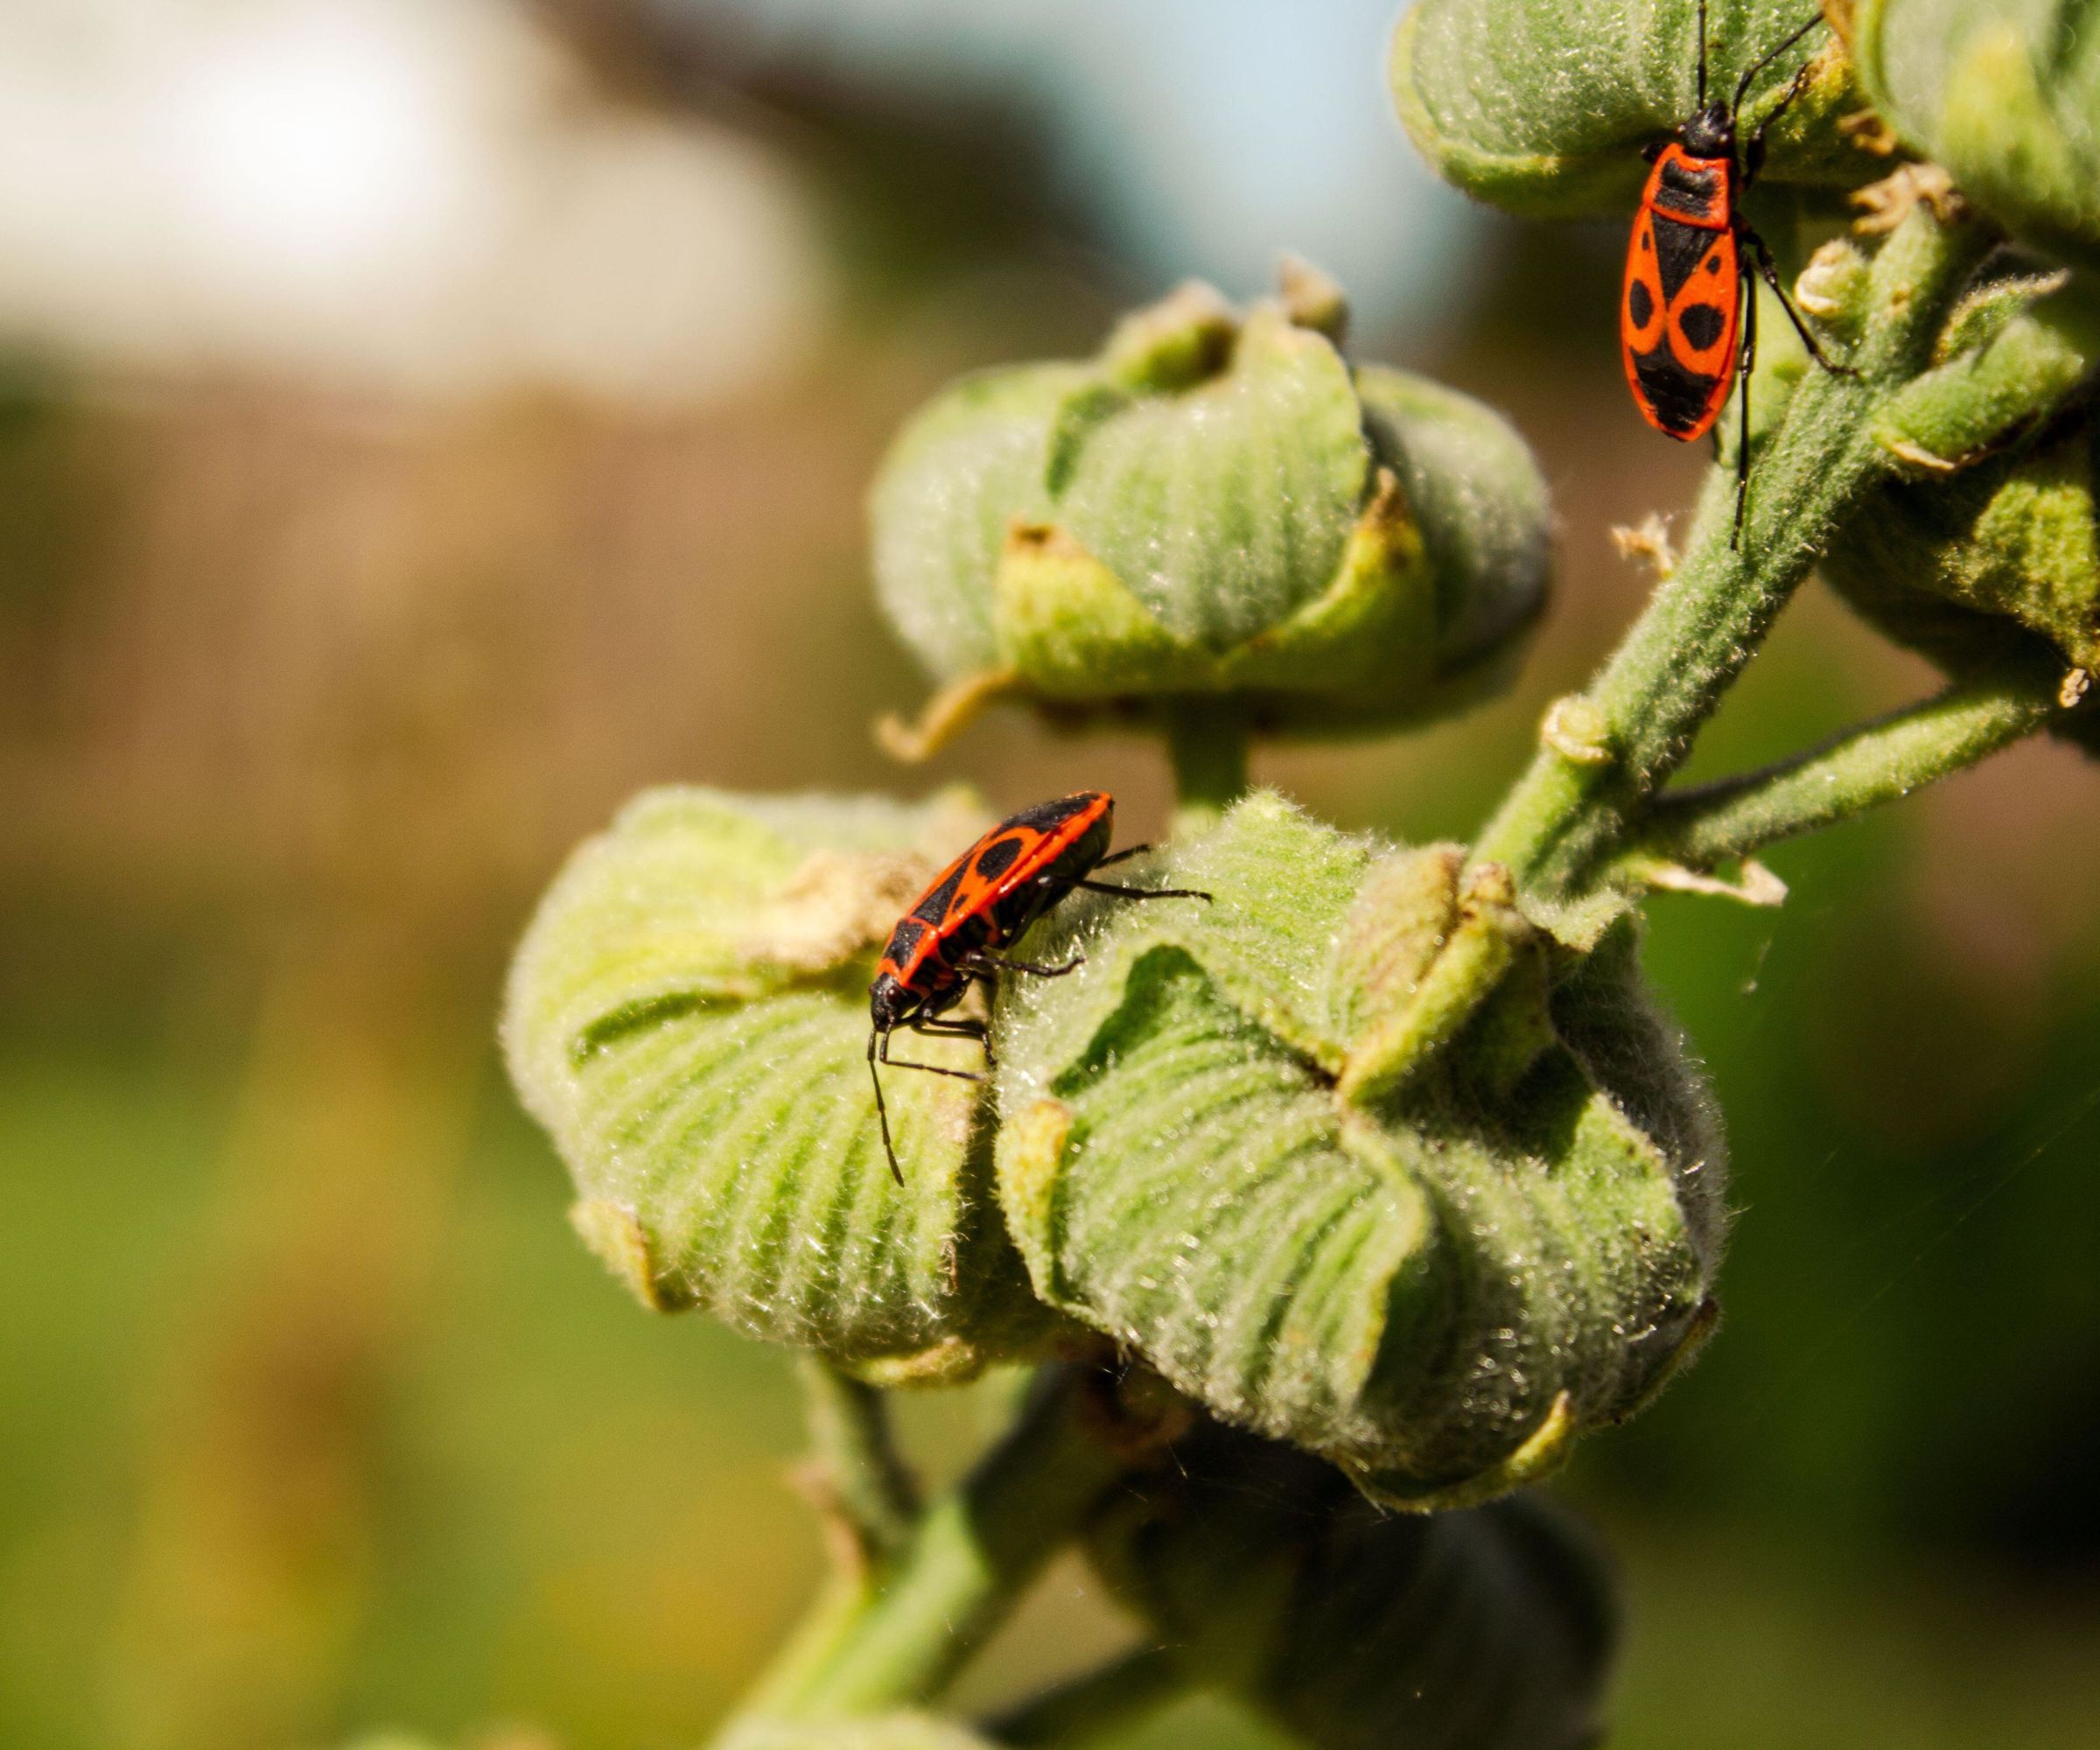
(1622, 151, 1741, 443)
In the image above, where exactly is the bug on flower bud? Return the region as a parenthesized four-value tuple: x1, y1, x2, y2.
(868, 790, 1208, 1180)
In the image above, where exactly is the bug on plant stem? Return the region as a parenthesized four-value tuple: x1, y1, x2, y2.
(867, 790, 1208, 1182)
(1620, 0, 1855, 544)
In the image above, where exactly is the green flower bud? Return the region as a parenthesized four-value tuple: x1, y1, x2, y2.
(503, 788, 1054, 1378)
(1392, 0, 1868, 218)
(719, 1717, 996, 1750)
(1826, 410, 2100, 725)
(1878, 307, 2090, 471)
(1819, 265, 2100, 748)
(1087, 1421, 1617, 1750)
(993, 794, 1723, 1507)
(1854, 0, 2100, 267)
(870, 271, 1549, 746)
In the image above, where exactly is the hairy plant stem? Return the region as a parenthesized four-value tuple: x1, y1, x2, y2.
(1473, 203, 1993, 907)
(715, 688, 1265, 1739)
(1166, 704, 1251, 836)
(982, 1645, 1183, 1747)
(794, 1356, 920, 1565)
(729, 1364, 1130, 1729)
(1615, 654, 2067, 877)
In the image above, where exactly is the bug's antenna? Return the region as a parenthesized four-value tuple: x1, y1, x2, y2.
(868, 1032, 902, 1185)
(1697, 0, 1708, 106)
(1733, 10, 1826, 116)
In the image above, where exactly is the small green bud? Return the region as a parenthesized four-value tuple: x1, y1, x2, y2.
(871, 270, 1549, 745)
(993, 795, 1724, 1505)
(719, 1717, 997, 1750)
(1088, 1421, 1617, 1750)
(1876, 295, 2093, 472)
(502, 788, 1054, 1376)
(1854, 0, 2100, 267)
(1822, 267, 2100, 725)
(1827, 412, 2100, 687)
(1796, 235, 1877, 339)
(1392, 0, 1869, 218)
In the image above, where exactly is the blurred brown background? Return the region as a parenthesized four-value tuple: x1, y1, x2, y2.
(4, 4, 2099, 1748)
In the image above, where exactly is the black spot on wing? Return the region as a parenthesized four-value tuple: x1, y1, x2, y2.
(1679, 302, 1726, 350)
(1653, 216, 1711, 301)
(1628, 279, 1654, 328)
(1634, 343, 1719, 437)
(1000, 793, 1100, 834)
(972, 834, 1024, 880)
(909, 861, 970, 926)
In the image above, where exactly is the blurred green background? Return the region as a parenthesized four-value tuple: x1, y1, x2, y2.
(4, 4, 2098, 1747)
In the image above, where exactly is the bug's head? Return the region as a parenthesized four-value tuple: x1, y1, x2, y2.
(869, 972, 915, 1033)
(1680, 102, 1733, 158)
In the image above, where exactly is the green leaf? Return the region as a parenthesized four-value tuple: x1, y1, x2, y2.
(1088, 1422, 1618, 1750)
(503, 788, 1054, 1374)
(1392, 0, 1869, 218)
(1855, 0, 2100, 267)
(993, 796, 1723, 1503)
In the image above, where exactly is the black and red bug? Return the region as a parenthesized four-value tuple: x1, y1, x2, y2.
(866, 790, 1207, 1181)
(1620, 0, 1854, 542)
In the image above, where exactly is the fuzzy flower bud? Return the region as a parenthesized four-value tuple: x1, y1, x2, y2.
(1392, 0, 1870, 218)
(1088, 1421, 1618, 1750)
(870, 268, 1549, 744)
(1854, 0, 2100, 268)
(992, 794, 1724, 1506)
(502, 788, 1054, 1380)
(1824, 273, 2100, 751)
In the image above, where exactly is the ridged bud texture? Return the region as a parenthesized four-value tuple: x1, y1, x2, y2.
(871, 275, 1549, 734)
(1392, 0, 1868, 217)
(503, 788, 1052, 1376)
(992, 795, 1725, 1505)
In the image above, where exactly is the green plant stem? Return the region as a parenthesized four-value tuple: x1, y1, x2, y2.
(1616, 656, 2066, 877)
(982, 1646, 1185, 1748)
(734, 1364, 1130, 1726)
(795, 1356, 920, 1564)
(1166, 704, 1251, 836)
(1473, 202, 1991, 904)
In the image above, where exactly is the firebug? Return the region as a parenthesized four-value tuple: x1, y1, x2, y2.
(866, 791, 1208, 1181)
(1621, 1, 1854, 542)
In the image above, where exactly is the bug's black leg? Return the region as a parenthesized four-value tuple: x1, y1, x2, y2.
(909, 1015, 989, 1041)
(1734, 262, 1756, 548)
(1093, 844, 1152, 870)
(1075, 878, 1212, 902)
(1742, 224, 1856, 376)
(879, 1026, 988, 1082)
(965, 948, 1086, 978)
(1729, 10, 1827, 134)
(867, 1033, 902, 1184)
(908, 1012, 994, 1069)
(1740, 54, 1816, 189)
(869, 1017, 991, 1182)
